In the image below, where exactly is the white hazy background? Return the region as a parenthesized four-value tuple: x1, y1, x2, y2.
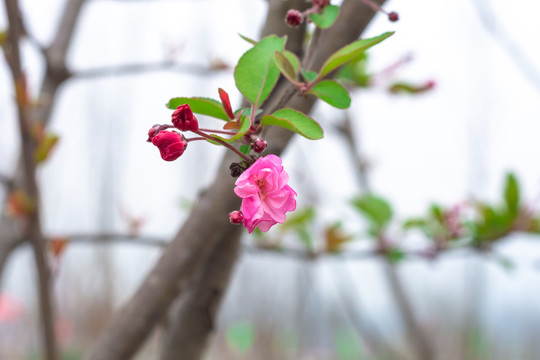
(1, 0, 540, 357)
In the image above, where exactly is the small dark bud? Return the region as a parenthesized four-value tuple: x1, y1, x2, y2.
(388, 11, 399, 22)
(285, 9, 304, 27)
(253, 138, 267, 153)
(229, 210, 244, 225)
(230, 162, 246, 178)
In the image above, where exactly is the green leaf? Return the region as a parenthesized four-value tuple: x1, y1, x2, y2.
(318, 32, 394, 80)
(389, 81, 435, 95)
(234, 35, 286, 106)
(167, 97, 229, 121)
(307, 80, 351, 109)
(226, 323, 254, 354)
(274, 51, 297, 84)
(309, 5, 340, 29)
(284, 50, 300, 74)
(239, 144, 251, 154)
(261, 108, 323, 140)
(34, 133, 59, 165)
(302, 70, 318, 83)
(351, 194, 393, 233)
(504, 173, 520, 215)
(238, 33, 257, 46)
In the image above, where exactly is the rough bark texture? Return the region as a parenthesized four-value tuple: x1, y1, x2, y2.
(85, 1, 388, 359)
(158, 1, 309, 358)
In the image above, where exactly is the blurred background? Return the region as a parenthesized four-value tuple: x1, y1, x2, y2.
(1, 0, 540, 359)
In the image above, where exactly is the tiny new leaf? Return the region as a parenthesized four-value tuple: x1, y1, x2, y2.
(302, 70, 318, 83)
(34, 133, 59, 165)
(503, 172, 520, 215)
(318, 32, 394, 80)
(309, 5, 340, 29)
(307, 80, 351, 109)
(218, 88, 235, 120)
(274, 51, 297, 84)
(261, 108, 323, 140)
(209, 114, 251, 144)
(167, 97, 229, 121)
(234, 35, 286, 106)
(284, 50, 300, 74)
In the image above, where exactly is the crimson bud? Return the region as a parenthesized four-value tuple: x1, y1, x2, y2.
(253, 138, 267, 153)
(229, 210, 244, 225)
(151, 131, 187, 161)
(285, 9, 304, 27)
(172, 104, 199, 132)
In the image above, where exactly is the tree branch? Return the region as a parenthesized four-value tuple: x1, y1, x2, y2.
(71, 61, 226, 79)
(4, 0, 58, 358)
(0, 0, 89, 289)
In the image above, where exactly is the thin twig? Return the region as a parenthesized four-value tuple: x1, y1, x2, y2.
(472, 0, 540, 93)
(71, 61, 225, 79)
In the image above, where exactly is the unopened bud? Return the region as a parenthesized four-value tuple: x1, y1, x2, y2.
(253, 138, 267, 153)
(388, 11, 399, 22)
(285, 9, 304, 27)
(171, 104, 199, 132)
(230, 162, 246, 178)
(147, 124, 161, 142)
(229, 210, 244, 225)
(151, 131, 187, 161)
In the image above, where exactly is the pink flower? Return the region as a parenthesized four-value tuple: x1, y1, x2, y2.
(151, 131, 187, 161)
(234, 154, 297, 233)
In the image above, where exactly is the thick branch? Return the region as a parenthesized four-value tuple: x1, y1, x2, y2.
(85, 1, 390, 359)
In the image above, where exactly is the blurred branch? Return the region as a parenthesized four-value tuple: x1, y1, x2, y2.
(4, 0, 58, 359)
(71, 61, 227, 79)
(0, 174, 14, 191)
(472, 0, 540, 92)
(336, 111, 371, 192)
(331, 262, 406, 360)
(85, 0, 387, 359)
(0, 0, 88, 289)
(339, 108, 434, 359)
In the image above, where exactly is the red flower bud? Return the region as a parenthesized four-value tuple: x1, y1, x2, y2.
(285, 9, 304, 27)
(151, 131, 187, 161)
(253, 138, 267, 153)
(147, 124, 161, 142)
(388, 11, 399, 22)
(229, 210, 244, 225)
(171, 104, 199, 132)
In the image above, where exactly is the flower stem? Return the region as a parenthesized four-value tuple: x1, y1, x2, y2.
(193, 130, 253, 163)
(197, 128, 238, 136)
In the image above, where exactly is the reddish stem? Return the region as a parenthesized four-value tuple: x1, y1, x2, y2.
(193, 130, 253, 164)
